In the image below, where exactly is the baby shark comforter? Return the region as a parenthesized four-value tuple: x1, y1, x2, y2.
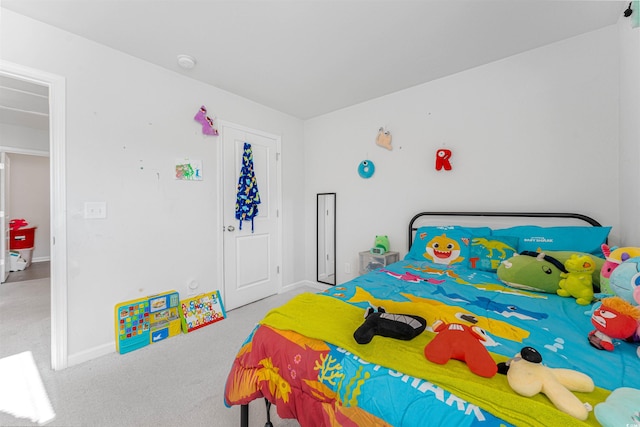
(224, 260, 638, 426)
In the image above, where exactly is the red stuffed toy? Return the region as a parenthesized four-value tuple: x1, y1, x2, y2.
(588, 296, 640, 351)
(424, 320, 497, 378)
(9, 218, 28, 231)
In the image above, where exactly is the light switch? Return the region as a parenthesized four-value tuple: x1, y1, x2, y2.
(84, 202, 107, 219)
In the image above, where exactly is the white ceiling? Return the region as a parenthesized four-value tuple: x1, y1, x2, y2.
(0, 0, 626, 128)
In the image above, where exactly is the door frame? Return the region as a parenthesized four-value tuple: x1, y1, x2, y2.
(0, 60, 68, 370)
(216, 120, 283, 307)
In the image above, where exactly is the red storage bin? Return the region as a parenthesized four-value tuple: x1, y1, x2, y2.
(10, 226, 36, 250)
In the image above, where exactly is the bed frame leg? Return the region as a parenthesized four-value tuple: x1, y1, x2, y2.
(240, 404, 248, 427)
(265, 398, 273, 427)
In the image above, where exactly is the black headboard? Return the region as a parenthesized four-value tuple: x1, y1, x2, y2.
(408, 212, 602, 251)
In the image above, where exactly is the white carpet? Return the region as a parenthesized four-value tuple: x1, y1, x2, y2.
(0, 277, 309, 426)
(0, 351, 55, 425)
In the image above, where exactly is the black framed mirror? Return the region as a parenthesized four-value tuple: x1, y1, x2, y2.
(317, 193, 336, 285)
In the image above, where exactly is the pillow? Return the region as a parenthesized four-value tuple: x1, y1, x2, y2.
(406, 226, 492, 265)
(491, 226, 611, 256)
(468, 236, 519, 272)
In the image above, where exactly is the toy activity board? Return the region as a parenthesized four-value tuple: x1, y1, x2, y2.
(180, 290, 226, 333)
(148, 291, 181, 344)
(115, 290, 180, 354)
(115, 297, 150, 354)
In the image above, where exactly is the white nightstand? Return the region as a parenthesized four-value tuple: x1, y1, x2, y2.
(359, 251, 400, 275)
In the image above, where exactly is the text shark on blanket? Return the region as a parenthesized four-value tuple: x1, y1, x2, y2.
(430, 286, 549, 321)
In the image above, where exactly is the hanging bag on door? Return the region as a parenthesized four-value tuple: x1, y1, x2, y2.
(235, 143, 261, 232)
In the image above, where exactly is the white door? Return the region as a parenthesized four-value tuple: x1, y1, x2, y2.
(0, 152, 10, 283)
(221, 123, 280, 310)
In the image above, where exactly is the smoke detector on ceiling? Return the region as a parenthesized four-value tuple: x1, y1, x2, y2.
(177, 54, 197, 70)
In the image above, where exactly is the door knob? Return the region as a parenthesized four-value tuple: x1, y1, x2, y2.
(227, 225, 235, 232)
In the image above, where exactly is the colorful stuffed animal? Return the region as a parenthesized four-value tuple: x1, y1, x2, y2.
(600, 244, 640, 295)
(371, 235, 390, 255)
(557, 254, 596, 305)
(422, 234, 465, 265)
(497, 251, 566, 293)
(375, 127, 392, 150)
(193, 105, 218, 136)
(608, 256, 640, 305)
(354, 306, 426, 344)
(498, 250, 604, 294)
(497, 346, 594, 421)
(594, 387, 640, 427)
(424, 320, 497, 378)
(588, 296, 640, 351)
(9, 218, 28, 231)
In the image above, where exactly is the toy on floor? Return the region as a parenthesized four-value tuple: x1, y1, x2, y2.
(179, 290, 227, 333)
(600, 244, 640, 294)
(354, 306, 426, 344)
(557, 254, 596, 305)
(588, 296, 640, 351)
(424, 320, 497, 378)
(115, 290, 181, 354)
(594, 387, 640, 427)
(497, 346, 594, 421)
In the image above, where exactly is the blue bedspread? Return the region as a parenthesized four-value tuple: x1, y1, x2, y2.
(323, 260, 639, 392)
(226, 258, 636, 426)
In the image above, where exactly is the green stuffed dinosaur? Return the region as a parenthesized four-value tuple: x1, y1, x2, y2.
(557, 254, 596, 305)
(497, 250, 603, 294)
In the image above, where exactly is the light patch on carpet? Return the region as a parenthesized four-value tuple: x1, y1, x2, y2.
(0, 351, 55, 425)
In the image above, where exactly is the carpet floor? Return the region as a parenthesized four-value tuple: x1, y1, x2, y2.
(0, 277, 310, 426)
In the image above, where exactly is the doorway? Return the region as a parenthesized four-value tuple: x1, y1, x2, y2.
(0, 61, 67, 370)
(1, 150, 50, 283)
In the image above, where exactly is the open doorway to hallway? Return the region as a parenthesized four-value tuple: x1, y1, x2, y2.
(0, 61, 68, 370)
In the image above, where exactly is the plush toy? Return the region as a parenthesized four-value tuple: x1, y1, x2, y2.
(193, 105, 218, 136)
(609, 256, 640, 305)
(600, 244, 640, 295)
(497, 251, 567, 293)
(557, 254, 596, 305)
(422, 234, 465, 265)
(371, 235, 390, 255)
(497, 346, 594, 421)
(435, 149, 452, 171)
(375, 127, 392, 150)
(424, 320, 497, 378)
(9, 218, 28, 231)
(588, 296, 640, 351)
(354, 306, 426, 344)
(498, 251, 605, 294)
(594, 387, 640, 427)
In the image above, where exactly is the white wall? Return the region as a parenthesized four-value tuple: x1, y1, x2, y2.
(304, 26, 621, 285)
(1, 10, 306, 364)
(7, 153, 50, 260)
(618, 17, 640, 245)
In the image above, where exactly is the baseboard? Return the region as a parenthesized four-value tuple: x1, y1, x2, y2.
(67, 282, 328, 367)
(32, 256, 50, 263)
(280, 280, 331, 293)
(66, 342, 114, 367)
